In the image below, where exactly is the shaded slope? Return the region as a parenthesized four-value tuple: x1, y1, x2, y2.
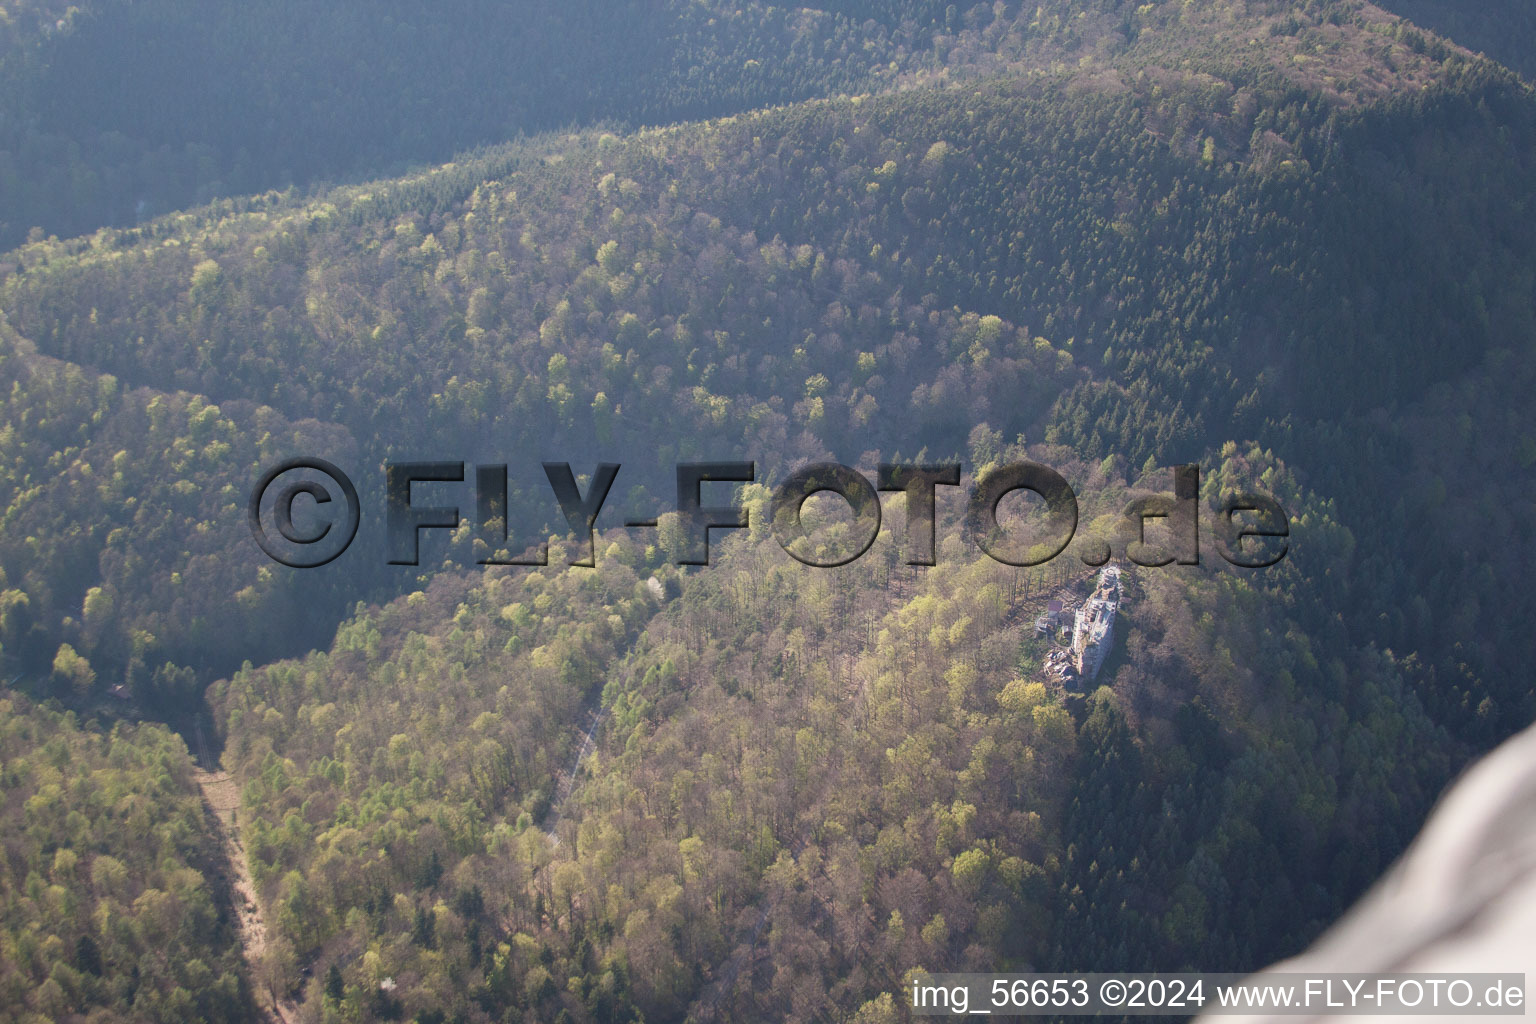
(4, 42, 1532, 736)
(1375, 0, 1536, 79)
(0, 0, 1476, 249)
(0, 4, 1531, 1018)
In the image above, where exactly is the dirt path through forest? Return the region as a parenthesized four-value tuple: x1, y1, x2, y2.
(193, 767, 299, 1024)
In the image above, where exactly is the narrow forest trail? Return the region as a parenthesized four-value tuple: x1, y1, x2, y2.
(192, 766, 300, 1024)
(542, 653, 649, 848)
(543, 704, 608, 846)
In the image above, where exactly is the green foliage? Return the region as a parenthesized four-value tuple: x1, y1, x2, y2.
(1052, 568, 1452, 970)
(0, 1, 1531, 1019)
(207, 551, 658, 1013)
(0, 325, 363, 705)
(212, 526, 1083, 1020)
(50, 642, 94, 694)
(0, 0, 1094, 248)
(0, 695, 254, 1020)
(1375, 0, 1536, 78)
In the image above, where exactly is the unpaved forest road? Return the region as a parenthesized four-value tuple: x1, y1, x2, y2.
(193, 767, 298, 1024)
(544, 705, 607, 846)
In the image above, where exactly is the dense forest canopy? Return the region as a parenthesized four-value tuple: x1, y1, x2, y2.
(0, 0, 1468, 250)
(0, 696, 253, 1021)
(0, 0, 1533, 1021)
(1374, 0, 1536, 78)
(0, 0, 1078, 249)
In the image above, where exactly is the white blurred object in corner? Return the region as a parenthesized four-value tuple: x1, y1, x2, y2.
(1202, 722, 1536, 1022)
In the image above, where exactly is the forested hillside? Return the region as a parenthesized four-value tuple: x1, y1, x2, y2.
(0, 0, 1469, 250)
(0, 0, 1090, 249)
(1, 0, 1533, 1021)
(203, 469, 1453, 1018)
(1375, 0, 1536, 78)
(0, 324, 362, 720)
(0, 696, 252, 1021)
(4, 0, 1529, 732)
